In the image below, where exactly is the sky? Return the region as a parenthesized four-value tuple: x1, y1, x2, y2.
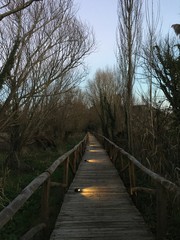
(74, 0, 180, 83)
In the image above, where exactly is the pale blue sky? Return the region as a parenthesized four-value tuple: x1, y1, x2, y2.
(74, 0, 180, 81)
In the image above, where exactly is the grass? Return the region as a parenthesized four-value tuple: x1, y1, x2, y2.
(0, 150, 61, 240)
(0, 133, 84, 240)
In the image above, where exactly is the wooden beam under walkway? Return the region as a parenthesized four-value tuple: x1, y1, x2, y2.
(50, 134, 154, 240)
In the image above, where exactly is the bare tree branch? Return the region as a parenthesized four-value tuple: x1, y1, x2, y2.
(0, 0, 43, 21)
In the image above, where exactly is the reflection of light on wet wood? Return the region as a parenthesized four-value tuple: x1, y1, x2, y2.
(86, 159, 100, 163)
(88, 149, 102, 153)
(80, 187, 111, 201)
(81, 187, 99, 197)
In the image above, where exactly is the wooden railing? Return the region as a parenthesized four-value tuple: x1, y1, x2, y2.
(96, 134, 180, 240)
(0, 134, 88, 239)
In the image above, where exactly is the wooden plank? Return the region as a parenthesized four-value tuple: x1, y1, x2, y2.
(50, 134, 154, 240)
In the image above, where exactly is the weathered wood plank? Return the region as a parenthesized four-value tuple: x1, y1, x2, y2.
(50, 134, 154, 240)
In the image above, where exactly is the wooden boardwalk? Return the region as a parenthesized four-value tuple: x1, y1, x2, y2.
(50, 134, 154, 240)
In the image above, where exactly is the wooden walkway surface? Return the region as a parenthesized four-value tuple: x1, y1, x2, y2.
(50, 134, 154, 240)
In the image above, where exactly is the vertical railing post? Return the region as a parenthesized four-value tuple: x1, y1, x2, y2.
(84, 136, 87, 150)
(116, 150, 119, 171)
(73, 151, 77, 173)
(111, 146, 114, 162)
(103, 138, 106, 149)
(41, 176, 51, 224)
(120, 152, 123, 171)
(109, 145, 113, 161)
(77, 145, 81, 165)
(156, 184, 167, 240)
(113, 149, 118, 166)
(129, 161, 136, 195)
(86, 132, 89, 145)
(63, 157, 69, 188)
(79, 144, 82, 158)
(81, 141, 85, 156)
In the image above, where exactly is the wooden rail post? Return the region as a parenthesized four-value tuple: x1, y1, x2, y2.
(104, 139, 107, 150)
(83, 138, 86, 152)
(156, 184, 167, 240)
(41, 176, 51, 224)
(63, 157, 69, 188)
(112, 147, 117, 165)
(79, 144, 82, 160)
(120, 152, 123, 171)
(129, 161, 136, 195)
(108, 142, 111, 156)
(109, 145, 114, 162)
(73, 151, 77, 173)
(81, 143, 83, 160)
(76, 146, 80, 166)
(81, 141, 85, 156)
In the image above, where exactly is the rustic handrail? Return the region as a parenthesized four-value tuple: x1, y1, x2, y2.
(96, 134, 180, 240)
(101, 135, 180, 194)
(0, 133, 88, 234)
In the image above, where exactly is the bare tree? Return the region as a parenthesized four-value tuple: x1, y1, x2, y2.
(0, 0, 95, 168)
(0, 1, 43, 89)
(144, 36, 180, 124)
(142, 0, 161, 150)
(87, 68, 122, 139)
(116, 0, 142, 153)
(0, 0, 42, 21)
(144, 0, 160, 106)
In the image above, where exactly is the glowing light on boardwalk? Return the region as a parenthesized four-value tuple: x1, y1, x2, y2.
(88, 149, 103, 153)
(84, 159, 100, 163)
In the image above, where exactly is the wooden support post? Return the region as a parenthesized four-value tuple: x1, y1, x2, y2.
(82, 142, 84, 155)
(41, 177, 51, 224)
(112, 148, 115, 164)
(79, 144, 82, 159)
(108, 143, 111, 155)
(76, 147, 80, 166)
(83, 138, 87, 152)
(109, 145, 112, 161)
(86, 133, 89, 145)
(103, 138, 105, 148)
(63, 157, 69, 188)
(81, 142, 84, 156)
(113, 149, 118, 166)
(120, 152, 123, 171)
(78, 143, 84, 161)
(156, 184, 167, 240)
(111, 146, 114, 162)
(129, 161, 136, 195)
(73, 151, 77, 173)
(104, 139, 107, 150)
